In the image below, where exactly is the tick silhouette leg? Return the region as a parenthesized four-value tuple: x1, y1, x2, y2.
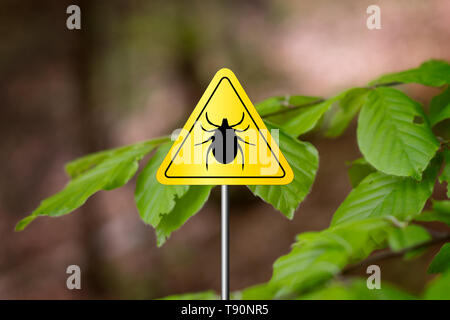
(205, 143, 214, 170)
(195, 136, 213, 146)
(237, 143, 245, 170)
(234, 125, 249, 132)
(237, 136, 255, 146)
(205, 113, 220, 128)
(200, 125, 216, 132)
(230, 113, 245, 128)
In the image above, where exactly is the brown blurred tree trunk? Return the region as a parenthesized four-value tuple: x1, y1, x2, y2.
(72, 0, 111, 297)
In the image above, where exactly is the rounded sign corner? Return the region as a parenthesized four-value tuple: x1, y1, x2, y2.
(156, 167, 168, 185)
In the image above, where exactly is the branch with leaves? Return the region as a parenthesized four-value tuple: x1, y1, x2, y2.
(17, 60, 450, 300)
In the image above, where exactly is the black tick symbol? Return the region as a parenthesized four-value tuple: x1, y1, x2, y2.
(195, 112, 255, 170)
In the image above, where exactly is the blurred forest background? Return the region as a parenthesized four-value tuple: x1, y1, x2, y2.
(1, 0, 450, 299)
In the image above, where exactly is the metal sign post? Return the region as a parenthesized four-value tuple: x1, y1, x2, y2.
(221, 185, 229, 300)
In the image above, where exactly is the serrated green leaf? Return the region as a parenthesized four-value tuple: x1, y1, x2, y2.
(369, 60, 450, 87)
(298, 278, 416, 300)
(429, 87, 450, 126)
(156, 185, 213, 246)
(160, 290, 219, 300)
(439, 149, 450, 197)
(248, 121, 318, 219)
(135, 144, 213, 246)
(65, 137, 169, 178)
(135, 143, 189, 228)
(255, 95, 321, 117)
(415, 200, 450, 226)
(16, 141, 160, 231)
(347, 158, 376, 188)
(387, 225, 431, 259)
(423, 271, 450, 300)
(325, 88, 369, 138)
(270, 218, 393, 298)
(278, 97, 340, 137)
(357, 87, 439, 179)
(331, 156, 440, 226)
(428, 243, 450, 274)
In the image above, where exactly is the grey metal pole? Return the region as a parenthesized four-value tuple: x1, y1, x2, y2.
(221, 185, 229, 300)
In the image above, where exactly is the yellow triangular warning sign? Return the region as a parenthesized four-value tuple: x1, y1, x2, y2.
(157, 68, 293, 185)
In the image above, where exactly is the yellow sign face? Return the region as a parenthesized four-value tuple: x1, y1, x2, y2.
(156, 68, 293, 185)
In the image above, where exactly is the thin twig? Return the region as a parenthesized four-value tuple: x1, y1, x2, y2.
(261, 98, 325, 118)
(343, 232, 450, 274)
(261, 81, 403, 119)
(371, 81, 403, 88)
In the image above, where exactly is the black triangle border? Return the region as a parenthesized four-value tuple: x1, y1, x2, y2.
(164, 77, 286, 179)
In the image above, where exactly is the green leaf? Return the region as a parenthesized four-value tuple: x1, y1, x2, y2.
(433, 200, 450, 214)
(388, 225, 431, 251)
(281, 91, 346, 137)
(429, 87, 450, 126)
(269, 218, 393, 298)
(239, 282, 278, 300)
(357, 87, 439, 179)
(135, 144, 213, 246)
(439, 149, 450, 198)
(347, 158, 376, 188)
(416, 211, 450, 226)
(387, 225, 431, 259)
(160, 290, 219, 300)
(156, 185, 213, 246)
(16, 140, 161, 231)
(256, 95, 321, 117)
(428, 243, 450, 274)
(135, 143, 189, 228)
(415, 200, 450, 226)
(298, 278, 416, 300)
(298, 281, 354, 300)
(325, 88, 369, 137)
(65, 137, 169, 179)
(369, 60, 450, 87)
(423, 271, 450, 300)
(248, 122, 319, 218)
(331, 156, 440, 226)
